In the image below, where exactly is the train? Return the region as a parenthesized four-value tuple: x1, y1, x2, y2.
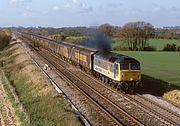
(20, 32, 141, 92)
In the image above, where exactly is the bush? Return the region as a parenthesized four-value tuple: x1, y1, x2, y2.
(178, 46, 180, 51)
(65, 36, 86, 43)
(49, 34, 66, 41)
(163, 43, 177, 51)
(143, 46, 156, 51)
(113, 45, 129, 51)
(0, 30, 11, 50)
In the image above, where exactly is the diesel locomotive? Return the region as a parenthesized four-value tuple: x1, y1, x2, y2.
(20, 32, 141, 92)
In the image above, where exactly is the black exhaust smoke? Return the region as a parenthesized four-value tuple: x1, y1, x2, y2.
(81, 31, 112, 52)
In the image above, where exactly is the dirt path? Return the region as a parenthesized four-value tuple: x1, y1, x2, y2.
(0, 73, 20, 126)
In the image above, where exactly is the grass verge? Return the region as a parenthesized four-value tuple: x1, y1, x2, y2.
(0, 69, 29, 126)
(0, 42, 83, 126)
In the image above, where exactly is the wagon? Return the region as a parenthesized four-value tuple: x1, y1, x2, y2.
(71, 45, 97, 70)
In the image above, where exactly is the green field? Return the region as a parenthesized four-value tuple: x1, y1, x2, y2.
(118, 51, 180, 86)
(113, 38, 180, 51)
(148, 39, 180, 50)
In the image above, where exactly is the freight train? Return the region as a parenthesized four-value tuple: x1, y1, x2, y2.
(20, 32, 141, 92)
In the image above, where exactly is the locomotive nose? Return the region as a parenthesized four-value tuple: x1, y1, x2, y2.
(121, 71, 141, 81)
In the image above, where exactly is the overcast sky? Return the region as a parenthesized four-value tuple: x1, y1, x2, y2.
(0, 0, 180, 27)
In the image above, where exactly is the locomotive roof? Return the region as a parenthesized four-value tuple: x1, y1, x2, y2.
(75, 44, 98, 53)
(94, 51, 140, 63)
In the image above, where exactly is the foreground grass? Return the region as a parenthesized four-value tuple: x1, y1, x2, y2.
(0, 43, 82, 126)
(118, 51, 180, 86)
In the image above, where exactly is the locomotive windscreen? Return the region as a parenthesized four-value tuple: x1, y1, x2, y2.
(120, 63, 140, 70)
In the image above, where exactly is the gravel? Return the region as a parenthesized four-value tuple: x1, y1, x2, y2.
(143, 94, 180, 115)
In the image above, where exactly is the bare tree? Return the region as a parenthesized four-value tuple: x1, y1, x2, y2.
(121, 21, 154, 50)
(99, 24, 115, 37)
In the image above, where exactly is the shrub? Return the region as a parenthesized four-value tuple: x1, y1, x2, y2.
(143, 46, 156, 51)
(49, 34, 66, 41)
(65, 36, 86, 43)
(113, 45, 129, 51)
(0, 30, 11, 50)
(163, 43, 177, 51)
(178, 46, 180, 51)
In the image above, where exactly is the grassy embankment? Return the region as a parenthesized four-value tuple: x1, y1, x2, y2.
(0, 40, 83, 125)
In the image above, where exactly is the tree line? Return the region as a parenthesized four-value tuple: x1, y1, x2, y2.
(11, 21, 180, 51)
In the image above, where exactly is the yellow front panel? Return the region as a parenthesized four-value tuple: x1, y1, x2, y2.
(107, 64, 110, 78)
(118, 64, 120, 81)
(120, 71, 141, 81)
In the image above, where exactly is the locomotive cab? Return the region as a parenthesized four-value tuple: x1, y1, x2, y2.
(118, 61, 141, 82)
(93, 51, 141, 92)
(115, 57, 141, 91)
(112, 62, 141, 81)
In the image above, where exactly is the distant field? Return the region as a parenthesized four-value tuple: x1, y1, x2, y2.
(148, 39, 180, 50)
(118, 51, 180, 86)
(112, 38, 180, 50)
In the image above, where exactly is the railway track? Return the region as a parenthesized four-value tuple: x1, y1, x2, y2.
(127, 94, 180, 125)
(39, 48, 180, 126)
(72, 72, 180, 126)
(24, 43, 145, 126)
(38, 49, 144, 126)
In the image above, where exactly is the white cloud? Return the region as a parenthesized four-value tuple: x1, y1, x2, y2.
(9, 0, 42, 16)
(9, 0, 32, 6)
(52, 0, 92, 13)
(152, 7, 161, 12)
(10, 0, 18, 4)
(72, 0, 80, 4)
(52, 6, 60, 11)
(21, 12, 28, 16)
(64, 4, 71, 8)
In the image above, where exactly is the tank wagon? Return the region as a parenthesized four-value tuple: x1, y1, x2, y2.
(21, 32, 141, 92)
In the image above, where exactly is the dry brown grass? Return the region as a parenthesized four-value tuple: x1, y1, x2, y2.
(1, 41, 82, 126)
(8, 41, 55, 97)
(163, 90, 180, 105)
(0, 72, 20, 126)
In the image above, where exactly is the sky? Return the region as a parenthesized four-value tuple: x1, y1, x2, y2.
(0, 0, 180, 28)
